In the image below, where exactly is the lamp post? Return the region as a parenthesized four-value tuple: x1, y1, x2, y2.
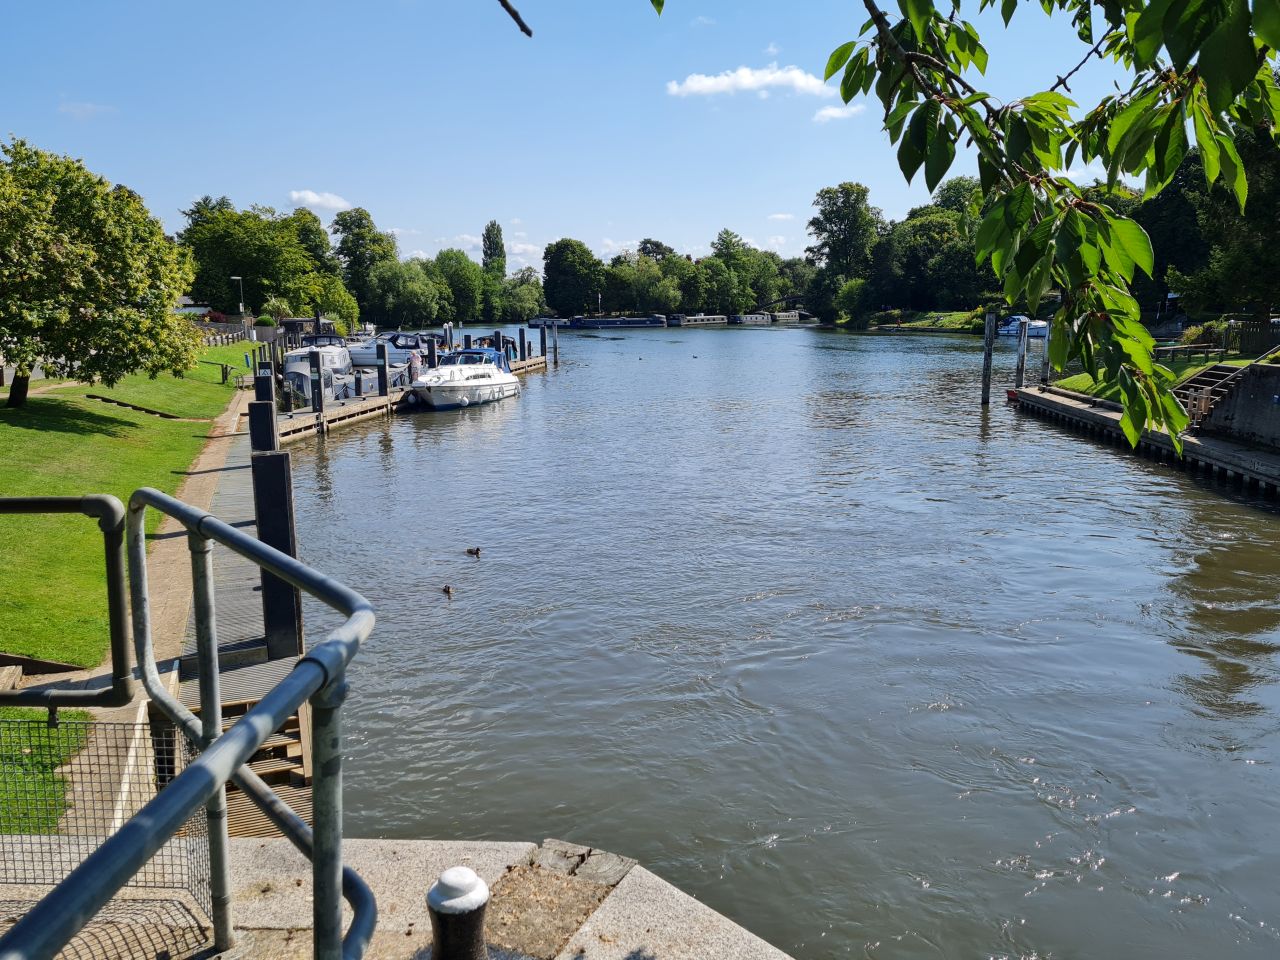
(230, 276, 245, 317)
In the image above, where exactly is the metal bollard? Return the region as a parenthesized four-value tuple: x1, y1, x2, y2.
(427, 867, 489, 960)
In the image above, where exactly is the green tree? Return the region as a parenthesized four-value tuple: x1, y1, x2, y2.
(543, 238, 603, 316)
(261, 295, 291, 320)
(804, 182, 885, 279)
(699, 256, 739, 314)
(286, 207, 340, 276)
(435, 249, 484, 323)
(501, 267, 546, 322)
(1173, 129, 1280, 321)
(0, 138, 198, 408)
(482, 219, 506, 278)
(836, 277, 871, 327)
(331, 208, 398, 323)
(660, 254, 707, 312)
(181, 194, 234, 228)
(369, 259, 443, 327)
(931, 175, 981, 214)
(638, 238, 676, 260)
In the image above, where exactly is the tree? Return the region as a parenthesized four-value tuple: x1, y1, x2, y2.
(1173, 129, 1280, 321)
(261, 295, 292, 320)
(699, 256, 739, 314)
(181, 194, 234, 228)
(836, 277, 872, 327)
(804, 182, 885, 279)
(932, 175, 981, 214)
(660, 254, 707, 311)
(0, 138, 198, 408)
(331, 208, 398, 323)
(543, 238, 603, 316)
(649, 0, 1280, 446)
(369, 259, 443, 328)
(435, 249, 484, 323)
(286, 207, 340, 276)
(501, 267, 546, 322)
(482, 220, 506, 278)
(638, 238, 676, 260)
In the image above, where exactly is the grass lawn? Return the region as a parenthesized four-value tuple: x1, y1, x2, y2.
(0, 707, 91, 833)
(899, 311, 977, 329)
(1055, 356, 1257, 401)
(0, 344, 243, 666)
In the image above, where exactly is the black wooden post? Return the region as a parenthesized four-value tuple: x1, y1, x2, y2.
(981, 311, 996, 406)
(309, 351, 325, 414)
(427, 867, 489, 960)
(377, 342, 390, 396)
(250, 451, 304, 660)
(248, 400, 279, 453)
(518, 328, 527, 361)
(428, 339, 438, 368)
(539, 325, 548, 358)
(254, 367, 275, 403)
(354, 371, 364, 397)
(464, 334, 473, 349)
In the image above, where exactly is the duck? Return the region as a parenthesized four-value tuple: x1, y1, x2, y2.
(465, 547, 481, 558)
(442, 585, 455, 598)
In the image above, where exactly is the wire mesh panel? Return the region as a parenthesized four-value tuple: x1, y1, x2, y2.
(0, 717, 211, 959)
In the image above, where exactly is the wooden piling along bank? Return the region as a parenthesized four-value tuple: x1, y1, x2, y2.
(1016, 385, 1280, 495)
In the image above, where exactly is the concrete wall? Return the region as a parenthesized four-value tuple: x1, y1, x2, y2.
(1204, 364, 1280, 449)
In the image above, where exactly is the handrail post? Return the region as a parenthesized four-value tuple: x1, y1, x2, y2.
(310, 675, 348, 960)
(189, 532, 235, 952)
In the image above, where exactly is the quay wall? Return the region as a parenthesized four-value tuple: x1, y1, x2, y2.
(1203, 363, 1280, 450)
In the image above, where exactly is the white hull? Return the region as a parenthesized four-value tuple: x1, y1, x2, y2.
(413, 380, 519, 409)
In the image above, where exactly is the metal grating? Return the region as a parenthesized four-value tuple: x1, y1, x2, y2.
(0, 718, 211, 958)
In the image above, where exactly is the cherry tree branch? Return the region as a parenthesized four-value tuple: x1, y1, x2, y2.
(497, 0, 533, 37)
(1051, 37, 1107, 93)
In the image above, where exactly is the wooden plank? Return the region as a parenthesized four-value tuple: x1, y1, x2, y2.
(297, 701, 313, 781)
(0, 665, 22, 691)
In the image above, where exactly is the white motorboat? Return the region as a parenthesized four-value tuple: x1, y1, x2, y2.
(347, 331, 436, 366)
(997, 315, 1049, 339)
(409, 348, 519, 410)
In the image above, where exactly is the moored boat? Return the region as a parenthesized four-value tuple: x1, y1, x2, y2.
(409, 347, 520, 410)
(668, 314, 728, 326)
(997, 315, 1049, 339)
(728, 313, 771, 325)
(568, 315, 667, 329)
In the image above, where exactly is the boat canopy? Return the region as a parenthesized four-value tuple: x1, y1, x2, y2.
(439, 347, 510, 372)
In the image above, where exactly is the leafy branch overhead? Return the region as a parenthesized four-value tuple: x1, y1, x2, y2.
(650, 0, 1280, 451)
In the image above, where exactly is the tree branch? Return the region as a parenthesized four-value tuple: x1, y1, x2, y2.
(1051, 37, 1106, 93)
(497, 0, 533, 37)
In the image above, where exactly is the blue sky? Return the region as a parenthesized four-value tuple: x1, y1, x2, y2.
(3, 0, 1125, 270)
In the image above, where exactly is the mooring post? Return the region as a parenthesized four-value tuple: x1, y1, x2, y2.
(518, 328, 527, 361)
(428, 338, 438, 369)
(494, 330, 503, 356)
(1040, 319, 1053, 385)
(354, 371, 364, 397)
(309, 351, 326, 415)
(248, 401, 279, 453)
(464, 334, 473, 350)
(254, 369, 275, 404)
(250, 451, 304, 659)
(1014, 318, 1030, 389)
(539, 324, 548, 358)
(427, 867, 490, 960)
(552, 319, 559, 364)
(981, 311, 996, 406)
(376, 343, 390, 397)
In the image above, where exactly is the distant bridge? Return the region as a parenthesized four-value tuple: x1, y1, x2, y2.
(752, 294, 809, 314)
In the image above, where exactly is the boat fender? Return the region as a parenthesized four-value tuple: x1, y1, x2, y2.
(459, 396, 470, 407)
(405, 391, 418, 405)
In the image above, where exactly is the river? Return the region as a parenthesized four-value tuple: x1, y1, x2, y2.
(288, 327, 1280, 959)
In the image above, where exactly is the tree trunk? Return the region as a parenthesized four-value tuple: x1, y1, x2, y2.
(5, 374, 30, 408)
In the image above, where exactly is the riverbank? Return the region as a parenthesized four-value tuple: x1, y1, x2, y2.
(0, 343, 248, 666)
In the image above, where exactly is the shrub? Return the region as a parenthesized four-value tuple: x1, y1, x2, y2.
(1179, 323, 1206, 345)
(254, 316, 277, 327)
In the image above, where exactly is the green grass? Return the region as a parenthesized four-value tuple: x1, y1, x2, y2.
(899, 311, 977, 329)
(1055, 356, 1258, 401)
(84, 343, 253, 419)
(0, 344, 242, 666)
(0, 708, 90, 833)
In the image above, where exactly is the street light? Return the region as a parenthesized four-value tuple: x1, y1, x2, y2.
(229, 276, 245, 316)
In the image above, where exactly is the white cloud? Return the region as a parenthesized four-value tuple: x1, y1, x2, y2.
(767, 213, 794, 221)
(601, 238, 637, 254)
(813, 102, 866, 123)
(58, 100, 114, 120)
(766, 235, 787, 249)
(510, 217, 523, 225)
(667, 62, 834, 99)
(408, 249, 429, 259)
(1062, 163, 1105, 182)
(389, 227, 421, 236)
(289, 189, 352, 211)
(453, 234, 482, 250)
(508, 241, 540, 256)
(512, 230, 528, 239)
(691, 15, 715, 26)
(764, 41, 780, 55)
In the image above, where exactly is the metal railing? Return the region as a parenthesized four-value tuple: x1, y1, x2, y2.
(0, 489, 378, 960)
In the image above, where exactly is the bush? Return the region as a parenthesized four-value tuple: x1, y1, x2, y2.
(254, 316, 277, 327)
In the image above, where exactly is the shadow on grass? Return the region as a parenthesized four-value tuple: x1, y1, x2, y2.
(0, 396, 140, 437)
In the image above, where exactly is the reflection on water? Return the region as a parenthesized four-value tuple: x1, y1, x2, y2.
(289, 328, 1280, 959)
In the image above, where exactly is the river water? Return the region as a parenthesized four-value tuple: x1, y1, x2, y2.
(288, 328, 1280, 959)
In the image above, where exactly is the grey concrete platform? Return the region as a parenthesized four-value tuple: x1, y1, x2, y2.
(227, 837, 791, 960)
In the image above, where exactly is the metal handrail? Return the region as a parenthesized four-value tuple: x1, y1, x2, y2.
(0, 487, 377, 960)
(0, 495, 134, 709)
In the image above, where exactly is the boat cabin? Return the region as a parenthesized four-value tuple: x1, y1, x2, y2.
(439, 348, 511, 373)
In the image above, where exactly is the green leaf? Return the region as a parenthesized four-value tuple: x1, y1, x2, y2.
(1003, 182, 1034, 228)
(649, 0, 664, 13)
(1160, 390, 1190, 438)
(1130, 0, 1172, 67)
(841, 52, 866, 102)
(1197, 0, 1256, 114)
(1218, 133, 1249, 210)
(924, 128, 956, 192)
(1109, 218, 1155, 277)
(1048, 316, 1070, 368)
(900, 0, 933, 42)
(825, 41, 856, 81)
(1258, 0, 1280, 50)
(1193, 99, 1221, 182)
